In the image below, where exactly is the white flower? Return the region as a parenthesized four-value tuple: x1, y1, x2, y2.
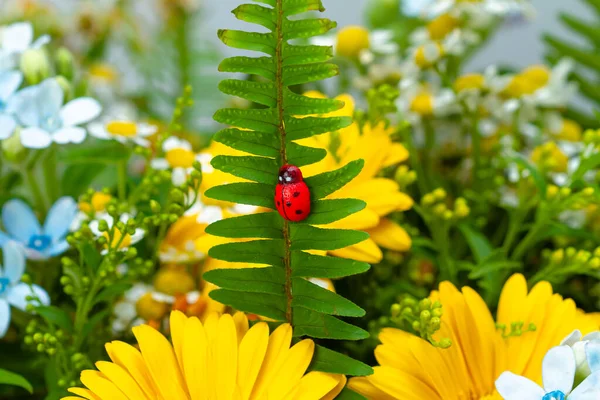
(89, 214, 144, 253)
(533, 59, 577, 108)
(310, 28, 399, 58)
(88, 119, 157, 147)
(397, 81, 457, 125)
(6, 78, 102, 149)
(0, 69, 22, 140)
(112, 283, 152, 334)
(496, 345, 600, 400)
(562, 330, 600, 379)
(0, 22, 50, 71)
(150, 137, 201, 186)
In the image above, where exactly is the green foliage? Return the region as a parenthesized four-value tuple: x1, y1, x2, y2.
(0, 369, 33, 394)
(205, 0, 372, 376)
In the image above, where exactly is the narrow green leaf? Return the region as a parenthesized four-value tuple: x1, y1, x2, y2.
(506, 151, 547, 198)
(205, 182, 276, 209)
(36, 306, 73, 333)
(293, 308, 370, 340)
(211, 155, 279, 184)
(81, 309, 111, 339)
(336, 388, 368, 400)
(0, 369, 33, 394)
(219, 80, 276, 107)
(559, 13, 600, 47)
(218, 30, 276, 56)
(287, 142, 327, 167)
(291, 251, 370, 278)
(285, 116, 353, 140)
(93, 283, 132, 305)
(292, 277, 365, 317)
(219, 56, 275, 80)
(203, 267, 285, 295)
(570, 153, 600, 185)
(308, 345, 374, 376)
(457, 224, 493, 264)
(570, 72, 600, 104)
(283, 0, 325, 17)
(284, 90, 342, 114)
(304, 160, 365, 200)
(210, 289, 286, 320)
(214, 108, 278, 134)
(283, 44, 332, 66)
(59, 141, 129, 164)
(232, 4, 276, 31)
(301, 199, 366, 225)
(544, 35, 600, 71)
(283, 18, 337, 40)
(206, 212, 283, 239)
(289, 225, 369, 251)
(209, 240, 284, 266)
(214, 128, 279, 158)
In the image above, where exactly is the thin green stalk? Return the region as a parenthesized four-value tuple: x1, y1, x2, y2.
(511, 220, 546, 261)
(42, 146, 60, 206)
(470, 114, 482, 188)
(430, 222, 455, 282)
(403, 126, 429, 196)
(117, 160, 128, 201)
(25, 167, 46, 214)
(423, 119, 436, 189)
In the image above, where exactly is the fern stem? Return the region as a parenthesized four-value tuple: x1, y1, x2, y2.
(275, 0, 293, 324)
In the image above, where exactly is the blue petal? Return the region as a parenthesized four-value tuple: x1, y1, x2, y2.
(2, 199, 41, 244)
(0, 230, 10, 246)
(2, 242, 25, 284)
(5, 78, 63, 128)
(0, 70, 23, 102)
(6, 282, 50, 311)
(47, 240, 70, 258)
(0, 114, 16, 139)
(587, 342, 600, 373)
(43, 197, 77, 240)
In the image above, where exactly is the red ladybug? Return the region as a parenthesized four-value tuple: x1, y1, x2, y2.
(275, 164, 311, 222)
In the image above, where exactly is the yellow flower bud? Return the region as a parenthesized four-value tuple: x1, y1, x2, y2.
(136, 293, 168, 321)
(410, 92, 434, 116)
(414, 43, 444, 69)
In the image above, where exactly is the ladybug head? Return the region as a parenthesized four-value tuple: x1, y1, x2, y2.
(278, 164, 303, 184)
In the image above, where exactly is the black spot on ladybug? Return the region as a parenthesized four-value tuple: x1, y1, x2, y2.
(295, 210, 303, 215)
(277, 201, 281, 206)
(293, 192, 300, 197)
(286, 202, 292, 207)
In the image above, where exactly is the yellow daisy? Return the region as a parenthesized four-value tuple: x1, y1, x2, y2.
(300, 92, 413, 263)
(63, 312, 346, 400)
(349, 274, 600, 399)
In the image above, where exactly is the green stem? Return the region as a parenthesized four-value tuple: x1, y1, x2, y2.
(511, 220, 546, 261)
(423, 119, 436, 190)
(403, 126, 429, 196)
(42, 146, 60, 207)
(25, 167, 46, 215)
(470, 114, 481, 188)
(430, 222, 455, 282)
(117, 160, 128, 201)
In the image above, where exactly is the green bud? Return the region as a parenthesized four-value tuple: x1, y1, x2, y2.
(55, 47, 75, 80)
(98, 219, 109, 232)
(429, 317, 441, 330)
(36, 343, 45, 352)
(20, 49, 51, 85)
(21, 274, 32, 284)
(55, 75, 73, 102)
(419, 298, 431, 311)
(390, 303, 401, 316)
(150, 200, 161, 214)
(2, 129, 27, 163)
(432, 307, 443, 318)
(420, 310, 431, 323)
(412, 320, 420, 332)
(438, 338, 452, 349)
(33, 333, 43, 342)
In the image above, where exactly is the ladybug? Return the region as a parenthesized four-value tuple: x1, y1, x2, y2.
(275, 164, 311, 222)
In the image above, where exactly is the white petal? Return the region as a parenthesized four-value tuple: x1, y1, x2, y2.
(1, 22, 33, 52)
(6, 282, 50, 311)
(129, 229, 145, 245)
(163, 136, 191, 151)
(60, 97, 102, 127)
(151, 292, 175, 303)
(570, 371, 600, 398)
(197, 206, 223, 225)
(52, 127, 86, 144)
(0, 114, 16, 139)
(2, 241, 25, 284)
(495, 371, 545, 399)
(0, 70, 23, 101)
(31, 35, 50, 49)
(150, 158, 169, 170)
(171, 167, 187, 186)
(20, 127, 52, 149)
(87, 122, 110, 139)
(137, 123, 158, 136)
(543, 345, 576, 394)
(0, 299, 10, 338)
(562, 330, 583, 346)
(587, 343, 600, 373)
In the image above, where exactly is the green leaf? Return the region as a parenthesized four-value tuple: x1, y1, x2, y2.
(219, 56, 275, 80)
(218, 30, 276, 56)
(285, 116, 353, 140)
(570, 153, 600, 185)
(292, 277, 365, 317)
(468, 259, 523, 280)
(287, 142, 327, 167)
(232, 4, 276, 31)
(61, 164, 106, 197)
(457, 224, 493, 264)
(214, 128, 279, 158)
(283, 64, 340, 86)
(308, 345, 373, 376)
(336, 388, 368, 400)
(304, 160, 364, 200)
(293, 308, 369, 340)
(36, 306, 73, 333)
(283, 0, 325, 16)
(544, 35, 600, 71)
(205, 183, 276, 209)
(289, 225, 369, 250)
(209, 289, 286, 320)
(301, 199, 366, 225)
(559, 13, 600, 47)
(93, 283, 132, 305)
(219, 80, 276, 107)
(203, 267, 285, 295)
(284, 90, 342, 115)
(0, 369, 33, 394)
(59, 141, 129, 164)
(283, 18, 337, 40)
(211, 155, 279, 184)
(81, 309, 111, 339)
(283, 44, 333, 66)
(506, 151, 547, 197)
(291, 251, 370, 278)
(206, 212, 283, 239)
(209, 240, 284, 266)
(80, 242, 102, 269)
(214, 108, 278, 134)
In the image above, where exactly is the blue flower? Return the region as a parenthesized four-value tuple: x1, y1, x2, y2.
(6, 78, 102, 149)
(0, 69, 22, 140)
(0, 197, 77, 260)
(0, 241, 50, 337)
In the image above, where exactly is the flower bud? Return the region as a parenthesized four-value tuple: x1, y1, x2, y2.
(2, 129, 27, 163)
(55, 47, 75, 80)
(20, 49, 51, 85)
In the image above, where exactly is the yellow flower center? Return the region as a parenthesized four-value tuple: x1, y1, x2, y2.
(521, 65, 551, 88)
(531, 142, 568, 173)
(454, 73, 485, 92)
(336, 26, 370, 58)
(410, 93, 435, 116)
(427, 14, 459, 41)
(104, 228, 132, 249)
(79, 192, 112, 213)
(153, 267, 196, 296)
(89, 63, 118, 82)
(415, 43, 444, 68)
(165, 148, 196, 168)
(557, 119, 582, 142)
(135, 293, 168, 321)
(106, 121, 138, 137)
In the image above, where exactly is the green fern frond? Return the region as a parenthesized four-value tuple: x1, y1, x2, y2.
(204, 0, 373, 378)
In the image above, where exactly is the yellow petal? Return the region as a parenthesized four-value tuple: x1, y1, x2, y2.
(267, 339, 315, 399)
(367, 219, 412, 252)
(348, 376, 397, 400)
(329, 238, 382, 264)
(216, 314, 238, 400)
(67, 387, 102, 400)
(80, 370, 128, 400)
(132, 324, 189, 399)
(383, 143, 410, 167)
(340, 178, 413, 216)
(105, 342, 158, 399)
(250, 323, 293, 399)
(95, 361, 148, 400)
(233, 311, 250, 344)
(183, 316, 208, 400)
(326, 207, 380, 231)
(238, 322, 269, 400)
(170, 310, 187, 373)
(320, 374, 347, 400)
(195, 234, 232, 255)
(286, 371, 340, 400)
(341, 134, 390, 182)
(368, 366, 440, 399)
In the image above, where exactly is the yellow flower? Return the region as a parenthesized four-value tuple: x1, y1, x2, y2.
(336, 25, 370, 58)
(349, 274, 599, 399)
(427, 14, 459, 41)
(79, 192, 112, 214)
(503, 65, 551, 98)
(63, 312, 346, 400)
(454, 73, 485, 93)
(414, 43, 444, 69)
(530, 141, 569, 173)
(300, 93, 413, 263)
(88, 63, 118, 84)
(555, 119, 582, 142)
(409, 92, 435, 116)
